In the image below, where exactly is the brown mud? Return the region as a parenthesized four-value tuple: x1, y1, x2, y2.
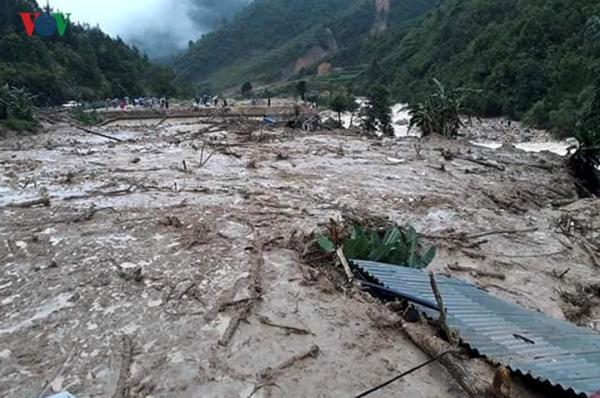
(1, 116, 598, 397)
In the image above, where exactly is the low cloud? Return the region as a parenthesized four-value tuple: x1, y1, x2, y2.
(123, 0, 251, 59)
(51, 0, 250, 59)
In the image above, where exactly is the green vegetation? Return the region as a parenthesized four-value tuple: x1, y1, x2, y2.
(0, 83, 37, 131)
(296, 81, 307, 101)
(361, 85, 393, 136)
(174, 0, 438, 90)
(1, 0, 178, 105)
(408, 78, 472, 138)
(71, 107, 100, 126)
(241, 81, 253, 97)
(318, 225, 436, 269)
(326, 91, 358, 126)
(353, 0, 600, 134)
(568, 83, 600, 196)
(173, 0, 600, 135)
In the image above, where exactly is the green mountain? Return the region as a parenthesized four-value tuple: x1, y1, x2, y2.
(352, 0, 600, 133)
(173, 0, 439, 91)
(175, 0, 599, 134)
(0, 0, 178, 105)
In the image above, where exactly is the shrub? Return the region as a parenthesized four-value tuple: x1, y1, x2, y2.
(0, 84, 37, 122)
(1, 117, 38, 132)
(524, 100, 551, 128)
(72, 107, 99, 126)
(548, 100, 578, 137)
(318, 225, 436, 269)
(241, 81, 253, 97)
(408, 78, 473, 138)
(0, 84, 38, 131)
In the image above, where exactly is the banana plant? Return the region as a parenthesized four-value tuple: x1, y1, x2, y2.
(317, 225, 436, 269)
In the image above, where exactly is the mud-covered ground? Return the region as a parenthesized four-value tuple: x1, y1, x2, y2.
(1, 115, 599, 398)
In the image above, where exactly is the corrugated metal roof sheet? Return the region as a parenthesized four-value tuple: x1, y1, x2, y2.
(353, 260, 600, 398)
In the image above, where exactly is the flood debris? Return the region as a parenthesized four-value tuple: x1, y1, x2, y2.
(111, 335, 135, 398)
(559, 283, 600, 325)
(429, 272, 458, 346)
(219, 239, 265, 347)
(354, 259, 600, 397)
(257, 315, 314, 336)
(447, 263, 506, 280)
(258, 345, 320, 381)
(75, 125, 123, 142)
(1, 111, 598, 398)
(353, 350, 452, 398)
(158, 215, 183, 228)
(5, 196, 50, 208)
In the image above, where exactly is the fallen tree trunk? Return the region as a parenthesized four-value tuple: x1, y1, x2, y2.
(6, 197, 50, 208)
(452, 153, 505, 171)
(75, 126, 123, 142)
(402, 321, 491, 398)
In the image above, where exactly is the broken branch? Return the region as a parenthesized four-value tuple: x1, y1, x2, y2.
(452, 153, 505, 171)
(218, 301, 252, 346)
(447, 264, 506, 280)
(259, 345, 320, 380)
(258, 315, 314, 336)
(336, 246, 354, 284)
(6, 197, 50, 208)
(76, 125, 123, 142)
(111, 335, 134, 398)
(430, 272, 458, 346)
(462, 227, 538, 240)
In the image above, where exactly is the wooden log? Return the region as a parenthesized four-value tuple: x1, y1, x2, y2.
(6, 197, 50, 208)
(402, 322, 490, 398)
(76, 126, 123, 142)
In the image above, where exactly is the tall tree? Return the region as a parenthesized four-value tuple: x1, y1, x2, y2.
(241, 81, 253, 97)
(296, 81, 307, 102)
(362, 85, 393, 136)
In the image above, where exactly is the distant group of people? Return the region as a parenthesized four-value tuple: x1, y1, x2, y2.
(192, 94, 228, 109)
(107, 97, 169, 111)
(103, 92, 279, 112)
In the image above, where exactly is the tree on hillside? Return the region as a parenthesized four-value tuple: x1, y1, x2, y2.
(241, 81, 253, 97)
(296, 81, 307, 102)
(361, 85, 393, 136)
(568, 82, 600, 196)
(329, 92, 357, 127)
(0, 0, 180, 105)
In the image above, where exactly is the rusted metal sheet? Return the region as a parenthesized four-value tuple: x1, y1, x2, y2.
(353, 260, 600, 398)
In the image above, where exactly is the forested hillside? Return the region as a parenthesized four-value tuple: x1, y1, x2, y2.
(352, 0, 600, 133)
(174, 0, 599, 134)
(0, 0, 178, 105)
(173, 0, 438, 90)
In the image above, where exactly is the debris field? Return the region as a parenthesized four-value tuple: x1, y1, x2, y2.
(1, 114, 599, 397)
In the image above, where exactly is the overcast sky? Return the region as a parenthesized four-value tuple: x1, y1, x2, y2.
(50, 0, 249, 59)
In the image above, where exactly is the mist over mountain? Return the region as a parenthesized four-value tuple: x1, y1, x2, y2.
(123, 0, 251, 59)
(50, 0, 250, 59)
(0, 0, 179, 103)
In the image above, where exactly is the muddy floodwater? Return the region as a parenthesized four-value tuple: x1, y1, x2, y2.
(0, 116, 599, 397)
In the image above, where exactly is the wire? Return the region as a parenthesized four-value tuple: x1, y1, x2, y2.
(353, 350, 452, 398)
